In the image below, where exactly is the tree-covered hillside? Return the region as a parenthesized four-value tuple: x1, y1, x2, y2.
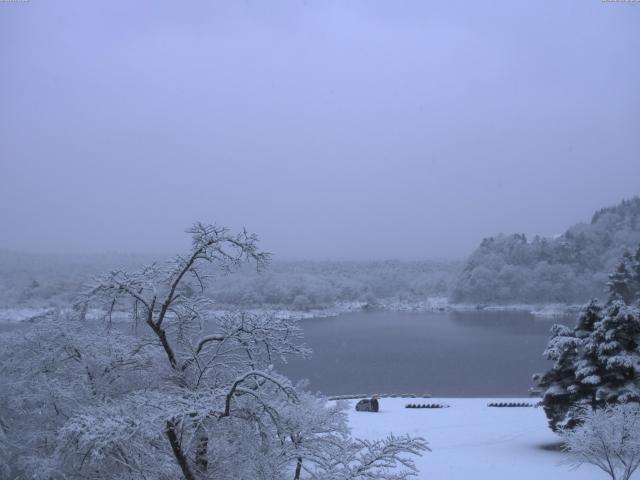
(451, 197, 640, 304)
(0, 251, 460, 312)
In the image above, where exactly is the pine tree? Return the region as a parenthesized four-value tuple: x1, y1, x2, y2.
(537, 295, 640, 432)
(587, 300, 640, 405)
(607, 255, 634, 305)
(537, 254, 640, 433)
(534, 324, 581, 431)
(631, 244, 640, 303)
(573, 300, 606, 410)
(535, 301, 601, 431)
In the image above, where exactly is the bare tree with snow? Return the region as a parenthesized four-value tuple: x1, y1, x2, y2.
(0, 223, 428, 480)
(561, 403, 640, 480)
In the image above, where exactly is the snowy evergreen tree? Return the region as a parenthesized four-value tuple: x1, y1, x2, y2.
(535, 300, 603, 431)
(631, 244, 640, 302)
(534, 323, 582, 431)
(573, 300, 608, 410)
(586, 301, 640, 405)
(607, 254, 635, 305)
(536, 283, 640, 432)
(536, 250, 640, 432)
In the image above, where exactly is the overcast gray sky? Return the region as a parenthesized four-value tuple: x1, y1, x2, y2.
(1, 0, 639, 259)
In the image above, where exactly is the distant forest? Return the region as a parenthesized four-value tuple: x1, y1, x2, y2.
(451, 197, 640, 304)
(2, 197, 639, 311)
(0, 252, 460, 311)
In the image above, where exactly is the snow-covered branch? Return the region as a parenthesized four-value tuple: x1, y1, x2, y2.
(562, 403, 640, 480)
(0, 223, 428, 480)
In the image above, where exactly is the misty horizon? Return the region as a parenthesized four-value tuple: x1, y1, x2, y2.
(2, 1, 639, 259)
(0, 196, 636, 261)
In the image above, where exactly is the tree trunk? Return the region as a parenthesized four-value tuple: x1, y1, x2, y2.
(147, 320, 179, 369)
(293, 456, 303, 480)
(165, 419, 197, 480)
(195, 425, 209, 475)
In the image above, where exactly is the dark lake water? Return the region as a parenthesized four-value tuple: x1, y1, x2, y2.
(278, 310, 568, 397)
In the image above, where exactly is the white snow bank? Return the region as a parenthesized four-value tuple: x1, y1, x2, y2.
(0, 298, 580, 325)
(255, 298, 581, 320)
(346, 397, 601, 480)
(210, 298, 580, 321)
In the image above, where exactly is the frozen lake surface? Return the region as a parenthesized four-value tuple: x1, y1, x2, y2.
(279, 310, 566, 397)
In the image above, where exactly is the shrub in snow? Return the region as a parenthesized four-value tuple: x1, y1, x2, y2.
(561, 403, 640, 480)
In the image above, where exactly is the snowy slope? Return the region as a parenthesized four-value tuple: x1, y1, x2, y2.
(346, 398, 603, 480)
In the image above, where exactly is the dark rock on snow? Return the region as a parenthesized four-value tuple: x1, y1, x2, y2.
(355, 398, 379, 412)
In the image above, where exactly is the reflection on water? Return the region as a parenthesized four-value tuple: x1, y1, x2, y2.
(278, 310, 572, 397)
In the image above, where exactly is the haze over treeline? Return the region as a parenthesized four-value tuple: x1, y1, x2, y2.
(2, 197, 639, 311)
(1, 0, 639, 259)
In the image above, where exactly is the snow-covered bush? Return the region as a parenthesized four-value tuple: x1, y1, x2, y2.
(561, 403, 640, 480)
(0, 310, 162, 477)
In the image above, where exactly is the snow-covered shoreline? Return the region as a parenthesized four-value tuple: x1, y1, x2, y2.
(213, 297, 581, 320)
(0, 298, 581, 324)
(232, 298, 580, 320)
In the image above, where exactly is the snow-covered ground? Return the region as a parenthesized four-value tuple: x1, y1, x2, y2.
(346, 397, 602, 480)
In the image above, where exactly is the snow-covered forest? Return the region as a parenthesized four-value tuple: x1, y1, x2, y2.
(452, 197, 640, 304)
(3, 198, 640, 318)
(2, 1, 639, 479)
(0, 252, 460, 313)
(1, 224, 640, 479)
